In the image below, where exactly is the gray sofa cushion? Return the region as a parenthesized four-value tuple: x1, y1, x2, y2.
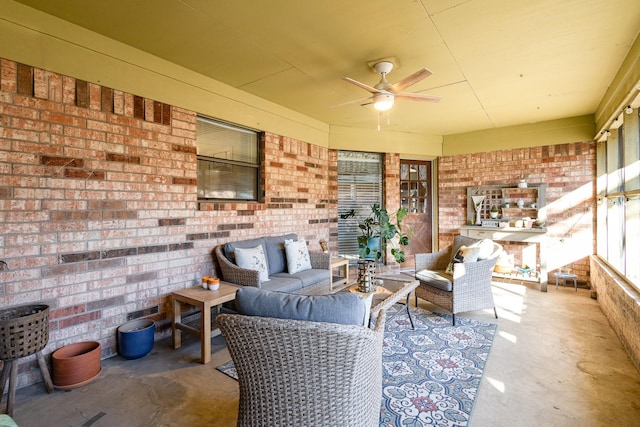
(235, 286, 367, 326)
(224, 237, 267, 264)
(271, 268, 330, 287)
(264, 234, 297, 274)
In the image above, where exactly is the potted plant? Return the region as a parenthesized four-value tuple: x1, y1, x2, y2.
(340, 204, 410, 263)
(490, 205, 499, 219)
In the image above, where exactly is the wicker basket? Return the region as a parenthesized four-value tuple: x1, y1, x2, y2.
(0, 304, 49, 361)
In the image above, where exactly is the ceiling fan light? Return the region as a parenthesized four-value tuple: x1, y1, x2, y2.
(373, 93, 394, 111)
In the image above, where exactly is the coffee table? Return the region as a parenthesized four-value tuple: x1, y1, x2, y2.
(171, 282, 239, 364)
(348, 273, 419, 329)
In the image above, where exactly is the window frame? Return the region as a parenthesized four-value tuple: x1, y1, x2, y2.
(597, 108, 640, 290)
(196, 115, 263, 202)
(337, 150, 383, 260)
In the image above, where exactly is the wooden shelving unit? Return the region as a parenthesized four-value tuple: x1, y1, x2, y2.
(466, 184, 546, 226)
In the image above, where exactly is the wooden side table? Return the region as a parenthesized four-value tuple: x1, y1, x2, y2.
(171, 283, 238, 364)
(330, 257, 349, 290)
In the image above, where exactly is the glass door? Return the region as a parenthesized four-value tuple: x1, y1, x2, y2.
(400, 160, 433, 262)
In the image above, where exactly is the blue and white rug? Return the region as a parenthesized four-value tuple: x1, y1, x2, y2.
(380, 308, 496, 427)
(218, 308, 496, 427)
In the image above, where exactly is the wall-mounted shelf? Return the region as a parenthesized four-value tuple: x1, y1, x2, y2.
(466, 184, 546, 226)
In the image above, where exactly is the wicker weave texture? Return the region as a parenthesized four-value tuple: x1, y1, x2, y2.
(0, 304, 49, 361)
(371, 279, 419, 319)
(215, 245, 262, 287)
(218, 311, 386, 427)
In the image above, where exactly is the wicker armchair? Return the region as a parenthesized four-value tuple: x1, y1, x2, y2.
(217, 311, 386, 427)
(414, 235, 501, 325)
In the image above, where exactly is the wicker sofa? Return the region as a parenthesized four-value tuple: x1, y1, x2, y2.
(214, 233, 331, 294)
(414, 235, 502, 325)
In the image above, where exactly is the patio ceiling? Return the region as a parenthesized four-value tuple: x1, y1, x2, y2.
(12, 0, 640, 137)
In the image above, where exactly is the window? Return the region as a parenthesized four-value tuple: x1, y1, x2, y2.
(337, 151, 383, 259)
(597, 106, 640, 288)
(196, 116, 261, 201)
(400, 160, 431, 214)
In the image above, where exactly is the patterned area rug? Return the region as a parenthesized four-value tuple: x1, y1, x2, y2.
(217, 308, 496, 427)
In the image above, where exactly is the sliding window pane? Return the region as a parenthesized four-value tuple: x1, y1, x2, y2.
(625, 196, 640, 286)
(197, 118, 258, 163)
(197, 159, 257, 200)
(606, 197, 624, 272)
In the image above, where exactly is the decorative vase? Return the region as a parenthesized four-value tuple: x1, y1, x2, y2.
(52, 341, 101, 390)
(357, 259, 377, 293)
(117, 319, 155, 360)
(471, 195, 485, 226)
(490, 210, 498, 219)
(358, 236, 380, 260)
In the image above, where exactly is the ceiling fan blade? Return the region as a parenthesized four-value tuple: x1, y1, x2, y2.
(330, 96, 373, 108)
(342, 77, 381, 94)
(394, 92, 441, 103)
(391, 68, 432, 92)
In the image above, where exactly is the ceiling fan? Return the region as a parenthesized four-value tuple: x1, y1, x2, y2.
(340, 61, 441, 111)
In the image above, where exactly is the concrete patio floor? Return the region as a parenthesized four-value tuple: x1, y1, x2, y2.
(6, 279, 640, 427)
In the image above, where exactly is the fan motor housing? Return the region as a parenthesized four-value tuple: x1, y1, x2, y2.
(374, 61, 394, 75)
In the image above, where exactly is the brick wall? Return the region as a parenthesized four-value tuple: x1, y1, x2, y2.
(590, 257, 640, 371)
(0, 59, 335, 388)
(438, 143, 596, 284)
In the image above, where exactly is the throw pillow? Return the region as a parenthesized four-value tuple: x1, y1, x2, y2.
(235, 286, 368, 326)
(445, 245, 482, 274)
(234, 245, 269, 282)
(284, 238, 312, 274)
(469, 238, 496, 260)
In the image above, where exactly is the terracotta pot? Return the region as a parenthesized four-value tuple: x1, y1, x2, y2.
(117, 319, 155, 360)
(51, 341, 101, 389)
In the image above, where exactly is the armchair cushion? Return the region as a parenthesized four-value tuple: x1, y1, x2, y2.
(415, 269, 453, 292)
(235, 286, 368, 326)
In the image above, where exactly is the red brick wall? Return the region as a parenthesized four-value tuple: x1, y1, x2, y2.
(0, 59, 335, 388)
(590, 257, 640, 371)
(438, 143, 596, 284)
(383, 153, 402, 270)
